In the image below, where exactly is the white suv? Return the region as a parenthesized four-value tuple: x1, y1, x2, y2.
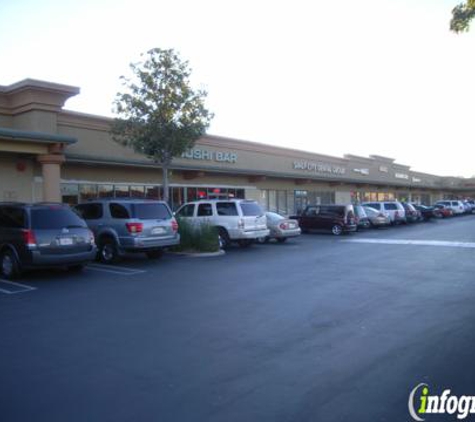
(435, 200, 465, 215)
(362, 201, 406, 225)
(175, 199, 269, 248)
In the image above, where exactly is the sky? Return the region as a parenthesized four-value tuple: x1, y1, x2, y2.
(1, 0, 474, 177)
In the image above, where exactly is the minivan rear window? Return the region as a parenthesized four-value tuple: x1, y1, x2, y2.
(384, 203, 398, 210)
(240, 202, 264, 216)
(31, 208, 87, 229)
(132, 203, 171, 220)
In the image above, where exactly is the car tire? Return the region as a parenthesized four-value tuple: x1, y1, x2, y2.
(276, 238, 287, 243)
(256, 236, 268, 244)
(218, 228, 231, 249)
(331, 224, 343, 236)
(98, 238, 120, 264)
(146, 249, 163, 259)
(1, 249, 21, 280)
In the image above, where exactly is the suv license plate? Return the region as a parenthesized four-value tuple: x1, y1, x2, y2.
(59, 237, 73, 246)
(151, 227, 165, 235)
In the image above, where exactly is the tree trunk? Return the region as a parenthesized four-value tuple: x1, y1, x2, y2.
(162, 164, 169, 204)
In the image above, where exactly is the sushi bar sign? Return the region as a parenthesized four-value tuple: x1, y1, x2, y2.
(181, 148, 238, 163)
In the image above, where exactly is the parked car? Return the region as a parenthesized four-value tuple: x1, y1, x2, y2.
(435, 200, 465, 215)
(291, 204, 357, 236)
(464, 200, 475, 212)
(257, 212, 301, 243)
(412, 204, 437, 221)
(401, 202, 420, 223)
(75, 199, 179, 263)
(363, 206, 391, 227)
(0, 202, 96, 279)
(353, 204, 371, 230)
(433, 203, 453, 218)
(362, 201, 406, 225)
(462, 201, 473, 214)
(175, 199, 269, 248)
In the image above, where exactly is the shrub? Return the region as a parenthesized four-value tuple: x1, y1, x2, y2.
(174, 218, 220, 253)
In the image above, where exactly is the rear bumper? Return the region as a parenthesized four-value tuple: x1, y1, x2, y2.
(30, 247, 97, 267)
(229, 229, 270, 240)
(120, 235, 180, 251)
(270, 228, 301, 239)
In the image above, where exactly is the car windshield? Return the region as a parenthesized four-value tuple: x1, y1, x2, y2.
(240, 202, 263, 216)
(31, 208, 87, 229)
(132, 203, 171, 220)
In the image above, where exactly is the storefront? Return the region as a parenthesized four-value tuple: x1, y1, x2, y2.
(0, 78, 473, 213)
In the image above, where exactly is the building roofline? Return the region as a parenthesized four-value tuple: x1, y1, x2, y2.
(0, 127, 77, 144)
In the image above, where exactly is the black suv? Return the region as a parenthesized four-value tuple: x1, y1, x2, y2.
(0, 203, 97, 279)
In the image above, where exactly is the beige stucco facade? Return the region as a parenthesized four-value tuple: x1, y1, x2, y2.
(0, 78, 473, 213)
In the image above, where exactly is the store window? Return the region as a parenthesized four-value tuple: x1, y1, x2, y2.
(79, 185, 97, 202)
(98, 185, 114, 198)
(61, 184, 80, 205)
(130, 186, 145, 198)
(114, 185, 130, 198)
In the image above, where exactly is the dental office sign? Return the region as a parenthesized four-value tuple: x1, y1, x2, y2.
(181, 148, 238, 163)
(293, 160, 346, 175)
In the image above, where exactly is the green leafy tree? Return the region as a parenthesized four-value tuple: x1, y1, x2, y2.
(451, 0, 475, 32)
(112, 48, 213, 203)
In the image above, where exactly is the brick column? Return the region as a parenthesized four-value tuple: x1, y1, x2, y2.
(37, 154, 65, 202)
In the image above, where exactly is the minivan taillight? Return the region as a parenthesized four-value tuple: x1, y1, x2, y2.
(171, 219, 179, 232)
(22, 229, 37, 248)
(126, 222, 143, 234)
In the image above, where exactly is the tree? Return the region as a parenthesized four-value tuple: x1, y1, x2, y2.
(450, 0, 475, 32)
(112, 48, 213, 203)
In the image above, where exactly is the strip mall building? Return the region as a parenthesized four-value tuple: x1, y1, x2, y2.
(1, 79, 474, 214)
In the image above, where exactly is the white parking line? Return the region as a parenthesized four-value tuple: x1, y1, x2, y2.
(0, 279, 37, 294)
(342, 239, 475, 248)
(86, 263, 146, 276)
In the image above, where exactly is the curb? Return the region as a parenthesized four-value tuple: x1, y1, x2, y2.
(169, 250, 225, 258)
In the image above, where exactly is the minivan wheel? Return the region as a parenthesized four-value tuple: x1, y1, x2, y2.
(331, 224, 343, 236)
(238, 239, 252, 248)
(99, 239, 119, 264)
(218, 228, 231, 249)
(1, 250, 20, 280)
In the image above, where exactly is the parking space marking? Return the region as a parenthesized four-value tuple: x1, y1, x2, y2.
(342, 239, 475, 248)
(86, 263, 146, 276)
(0, 279, 37, 295)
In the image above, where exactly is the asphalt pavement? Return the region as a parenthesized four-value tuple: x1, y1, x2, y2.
(1, 216, 475, 422)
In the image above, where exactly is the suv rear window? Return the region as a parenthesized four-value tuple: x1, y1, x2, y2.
(384, 203, 398, 210)
(31, 208, 87, 229)
(240, 202, 264, 216)
(132, 203, 171, 220)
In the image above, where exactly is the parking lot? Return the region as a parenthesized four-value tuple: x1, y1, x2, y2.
(2, 216, 475, 421)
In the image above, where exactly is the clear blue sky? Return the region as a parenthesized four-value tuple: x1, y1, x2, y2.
(1, 0, 474, 177)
